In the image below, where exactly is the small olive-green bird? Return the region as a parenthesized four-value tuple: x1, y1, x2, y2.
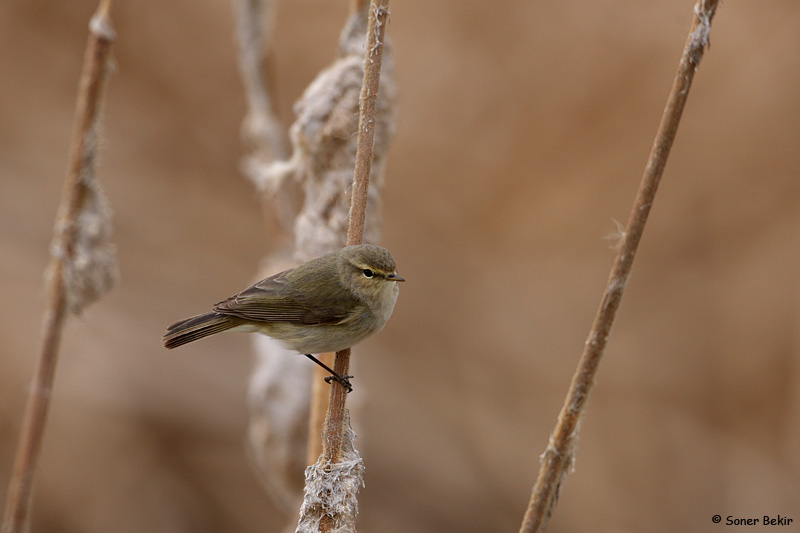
(163, 244, 404, 391)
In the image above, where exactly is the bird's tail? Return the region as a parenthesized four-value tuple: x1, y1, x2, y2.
(162, 312, 242, 349)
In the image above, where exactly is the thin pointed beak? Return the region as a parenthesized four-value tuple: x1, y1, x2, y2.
(387, 273, 405, 282)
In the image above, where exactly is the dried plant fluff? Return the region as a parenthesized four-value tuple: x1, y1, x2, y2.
(251, 10, 396, 260)
(48, 166, 117, 315)
(295, 411, 364, 533)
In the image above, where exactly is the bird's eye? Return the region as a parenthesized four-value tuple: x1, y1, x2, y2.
(362, 269, 374, 278)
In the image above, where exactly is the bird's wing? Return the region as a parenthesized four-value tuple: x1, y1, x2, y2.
(212, 270, 352, 325)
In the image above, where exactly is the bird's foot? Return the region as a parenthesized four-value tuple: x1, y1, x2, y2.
(324, 373, 354, 393)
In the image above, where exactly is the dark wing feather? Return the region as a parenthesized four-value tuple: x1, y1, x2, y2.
(212, 270, 353, 325)
(162, 312, 242, 349)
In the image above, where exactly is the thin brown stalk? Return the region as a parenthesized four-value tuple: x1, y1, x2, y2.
(344, 1, 390, 248)
(519, 1, 721, 531)
(325, 0, 390, 460)
(312, 1, 390, 531)
(309, 0, 389, 440)
(247, 1, 396, 519)
(2, 3, 116, 532)
(303, 0, 398, 474)
(307, 352, 335, 464)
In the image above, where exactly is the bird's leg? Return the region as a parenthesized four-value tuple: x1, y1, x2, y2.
(304, 353, 353, 393)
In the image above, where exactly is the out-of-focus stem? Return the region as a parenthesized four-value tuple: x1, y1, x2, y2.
(2, 3, 116, 532)
(519, 1, 721, 531)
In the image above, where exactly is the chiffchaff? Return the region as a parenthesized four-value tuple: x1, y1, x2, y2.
(163, 244, 404, 391)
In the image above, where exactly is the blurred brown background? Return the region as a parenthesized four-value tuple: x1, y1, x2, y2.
(2, 1, 799, 532)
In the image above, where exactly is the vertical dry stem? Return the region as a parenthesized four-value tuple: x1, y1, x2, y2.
(245, 1, 396, 519)
(344, 3, 388, 249)
(307, 354, 335, 464)
(2, 3, 116, 532)
(519, 1, 720, 531)
(297, 1, 391, 531)
(325, 0, 390, 464)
